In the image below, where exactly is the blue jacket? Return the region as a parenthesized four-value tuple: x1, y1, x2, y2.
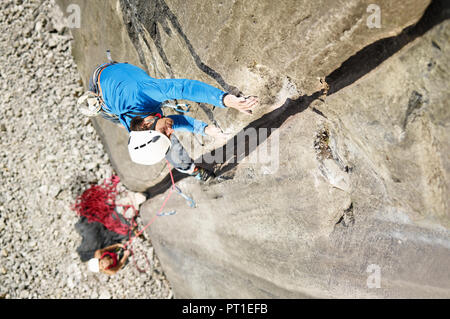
(99, 63, 227, 133)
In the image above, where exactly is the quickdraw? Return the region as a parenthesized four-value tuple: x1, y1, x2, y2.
(161, 102, 191, 113)
(156, 186, 196, 217)
(175, 186, 196, 208)
(157, 210, 176, 217)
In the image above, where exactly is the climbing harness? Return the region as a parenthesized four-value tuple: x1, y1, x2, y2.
(82, 51, 120, 123)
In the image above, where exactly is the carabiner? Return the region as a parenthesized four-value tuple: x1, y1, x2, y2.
(157, 210, 176, 217)
(162, 102, 191, 113)
(174, 186, 196, 208)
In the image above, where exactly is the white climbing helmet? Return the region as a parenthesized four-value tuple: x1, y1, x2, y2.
(77, 91, 101, 117)
(128, 130, 172, 165)
(87, 258, 100, 273)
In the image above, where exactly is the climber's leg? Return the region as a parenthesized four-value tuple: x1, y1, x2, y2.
(165, 134, 215, 181)
(165, 134, 196, 174)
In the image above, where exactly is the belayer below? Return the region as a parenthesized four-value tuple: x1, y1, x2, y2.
(78, 61, 258, 181)
(88, 243, 130, 275)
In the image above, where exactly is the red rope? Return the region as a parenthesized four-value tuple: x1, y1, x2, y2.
(125, 160, 176, 273)
(72, 175, 137, 236)
(131, 246, 152, 273)
(125, 160, 176, 248)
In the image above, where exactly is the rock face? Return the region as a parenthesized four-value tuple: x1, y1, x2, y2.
(59, 0, 450, 298)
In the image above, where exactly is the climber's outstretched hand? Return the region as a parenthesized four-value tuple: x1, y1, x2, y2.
(223, 94, 259, 115)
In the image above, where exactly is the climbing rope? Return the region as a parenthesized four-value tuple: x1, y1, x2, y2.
(72, 175, 138, 236)
(130, 245, 152, 274)
(125, 160, 177, 249)
(123, 160, 179, 273)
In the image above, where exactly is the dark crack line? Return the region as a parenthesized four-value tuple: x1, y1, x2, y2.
(119, 0, 233, 92)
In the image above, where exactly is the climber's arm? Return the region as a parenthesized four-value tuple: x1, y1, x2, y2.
(166, 115, 229, 140)
(94, 243, 124, 258)
(147, 78, 228, 108)
(141, 78, 259, 114)
(103, 243, 124, 252)
(103, 250, 130, 275)
(167, 115, 208, 136)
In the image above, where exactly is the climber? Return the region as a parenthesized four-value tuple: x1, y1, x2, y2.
(127, 113, 226, 180)
(78, 61, 258, 181)
(87, 243, 131, 275)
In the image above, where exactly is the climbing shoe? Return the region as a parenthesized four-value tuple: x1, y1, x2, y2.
(191, 166, 215, 182)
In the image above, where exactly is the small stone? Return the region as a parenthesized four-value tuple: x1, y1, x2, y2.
(86, 162, 98, 170)
(19, 290, 29, 298)
(48, 34, 59, 49)
(131, 192, 147, 208)
(38, 185, 48, 195)
(115, 206, 124, 215)
(124, 207, 135, 219)
(48, 185, 61, 198)
(99, 289, 111, 299)
(34, 21, 43, 33)
(46, 155, 57, 162)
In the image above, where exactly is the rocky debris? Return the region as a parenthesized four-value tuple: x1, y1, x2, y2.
(0, 0, 171, 299)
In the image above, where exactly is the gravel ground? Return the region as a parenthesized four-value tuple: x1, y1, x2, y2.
(0, 0, 172, 299)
